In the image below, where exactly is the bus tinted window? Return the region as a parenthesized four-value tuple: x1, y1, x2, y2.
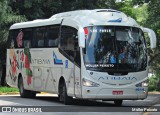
(7, 30, 13, 48)
(61, 26, 77, 58)
(47, 26, 59, 47)
(61, 26, 80, 66)
(13, 29, 22, 48)
(23, 28, 32, 48)
(33, 27, 46, 48)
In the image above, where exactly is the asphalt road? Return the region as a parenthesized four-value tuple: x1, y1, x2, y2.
(0, 93, 160, 115)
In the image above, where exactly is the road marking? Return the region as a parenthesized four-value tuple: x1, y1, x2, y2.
(136, 100, 152, 101)
(125, 100, 152, 102)
(0, 100, 22, 106)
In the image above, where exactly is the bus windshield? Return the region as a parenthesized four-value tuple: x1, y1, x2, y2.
(83, 26, 147, 72)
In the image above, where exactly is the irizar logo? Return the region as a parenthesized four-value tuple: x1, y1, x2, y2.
(110, 76, 137, 80)
(98, 76, 137, 81)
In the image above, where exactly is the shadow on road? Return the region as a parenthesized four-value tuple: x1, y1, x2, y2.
(34, 96, 116, 107)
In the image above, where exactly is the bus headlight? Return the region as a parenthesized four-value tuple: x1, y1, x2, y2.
(82, 78, 100, 87)
(136, 79, 149, 87)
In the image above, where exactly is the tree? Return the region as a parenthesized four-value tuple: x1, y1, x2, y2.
(0, 0, 26, 42)
(116, 0, 138, 20)
(146, 0, 160, 63)
(11, 0, 117, 20)
(11, 0, 46, 20)
(144, 0, 160, 90)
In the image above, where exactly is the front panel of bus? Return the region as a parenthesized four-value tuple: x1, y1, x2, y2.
(81, 26, 149, 100)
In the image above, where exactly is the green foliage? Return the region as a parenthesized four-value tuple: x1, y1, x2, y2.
(131, 0, 150, 5)
(0, 87, 19, 93)
(135, 4, 148, 24)
(145, 0, 160, 31)
(11, 0, 45, 20)
(96, 0, 116, 9)
(148, 77, 159, 91)
(0, 0, 26, 42)
(116, 1, 137, 20)
(145, 0, 160, 81)
(11, 0, 117, 20)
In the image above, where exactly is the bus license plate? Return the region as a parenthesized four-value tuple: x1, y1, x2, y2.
(112, 91, 123, 95)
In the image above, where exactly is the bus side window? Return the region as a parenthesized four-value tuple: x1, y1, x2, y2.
(24, 40, 31, 48)
(13, 29, 20, 48)
(33, 27, 46, 48)
(23, 28, 33, 48)
(7, 30, 13, 48)
(47, 26, 59, 47)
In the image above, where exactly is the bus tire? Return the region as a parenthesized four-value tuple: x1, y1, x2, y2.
(28, 91, 36, 98)
(63, 83, 73, 105)
(59, 81, 73, 105)
(114, 100, 123, 106)
(18, 77, 36, 98)
(18, 77, 28, 98)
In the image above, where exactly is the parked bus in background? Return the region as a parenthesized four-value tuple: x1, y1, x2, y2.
(6, 9, 156, 105)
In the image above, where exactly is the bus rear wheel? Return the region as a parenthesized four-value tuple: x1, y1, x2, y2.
(114, 100, 123, 106)
(18, 77, 36, 98)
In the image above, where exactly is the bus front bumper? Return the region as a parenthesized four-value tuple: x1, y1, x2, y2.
(82, 87, 148, 100)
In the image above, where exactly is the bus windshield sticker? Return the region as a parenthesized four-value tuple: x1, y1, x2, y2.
(53, 51, 63, 65)
(86, 64, 114, 68)
(108, 18, 122, 23)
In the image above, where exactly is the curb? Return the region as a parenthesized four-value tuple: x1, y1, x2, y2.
(148, 92, 160, 95)
(0, 92, 19, 95)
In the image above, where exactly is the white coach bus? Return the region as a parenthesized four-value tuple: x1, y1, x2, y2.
(6, 9, 156, 105)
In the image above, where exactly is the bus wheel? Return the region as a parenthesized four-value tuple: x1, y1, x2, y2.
(59, 81, 73, 105)
(18, 77, 28, 98)
(63, 83, 73, 105)
(114, 100, 123, 106)
(18, 77, 36, 98)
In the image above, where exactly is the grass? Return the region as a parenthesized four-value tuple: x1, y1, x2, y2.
(0, 87, 19, 94)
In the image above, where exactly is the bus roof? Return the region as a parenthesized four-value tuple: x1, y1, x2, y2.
(10, 9, 140, 30)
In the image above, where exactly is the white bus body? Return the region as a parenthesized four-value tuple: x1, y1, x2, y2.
(6, 9, 156, 105)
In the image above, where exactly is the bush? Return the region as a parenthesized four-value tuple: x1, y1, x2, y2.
(0, 87, 19, 93)
(148, 77, 159, 91)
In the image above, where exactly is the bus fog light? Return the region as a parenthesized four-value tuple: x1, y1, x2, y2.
(82, 78, 100, 87)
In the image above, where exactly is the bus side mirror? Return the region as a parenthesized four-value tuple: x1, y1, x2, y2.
(143, 28, 157, 49)
(78, 27, 85, 48)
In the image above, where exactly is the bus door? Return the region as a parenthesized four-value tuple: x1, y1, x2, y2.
(61, 20, 81, 98)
